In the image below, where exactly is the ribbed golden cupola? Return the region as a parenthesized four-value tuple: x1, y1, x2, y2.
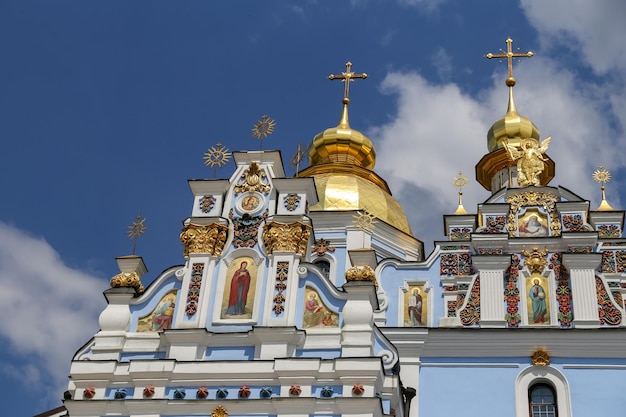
(298, 62, 412, 235)
(476, 38, 555, 192)
(486, 78, 541, 152)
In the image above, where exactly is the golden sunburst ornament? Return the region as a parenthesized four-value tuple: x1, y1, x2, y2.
(252, 114, 276, 150)
(353, 208, 377, 232)
(204, 142, 232, 177)
(453, 171, 469, 215)
(128, 214, 147, 255)
(593, 165, 611, 184)
(453, 171, 468, 190)
(593, 165, 615, 211)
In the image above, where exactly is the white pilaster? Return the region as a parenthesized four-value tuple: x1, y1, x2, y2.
(263, 254, 301, 327)
(472, 255, 511, 328)
(562, 253, 602, 328)
(341, 282, 378, 357)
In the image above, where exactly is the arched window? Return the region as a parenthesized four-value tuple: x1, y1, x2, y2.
(515, 366, 571, 417)
(314, 259, 331, 279)
(529, 383, 557, 417)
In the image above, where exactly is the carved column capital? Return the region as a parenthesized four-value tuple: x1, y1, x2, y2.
(262, 221, 311, 256)
(180, 223, 228, 257)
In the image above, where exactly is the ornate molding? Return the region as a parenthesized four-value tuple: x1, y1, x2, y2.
(345, 265, 377, 289)
(180, 223, 228, 257)
(110, 271, 144, 295)
(262, 221, 312, 256)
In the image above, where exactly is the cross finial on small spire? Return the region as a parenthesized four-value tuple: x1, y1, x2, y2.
(485, 38, 533, 86)
(329, 61, 368, 103)
(452, 171, 469, 215)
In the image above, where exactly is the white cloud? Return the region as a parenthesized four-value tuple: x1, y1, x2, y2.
(369, 72, 491, 248)
(0, 223, 104, 406)
(520, 0, 626, 75)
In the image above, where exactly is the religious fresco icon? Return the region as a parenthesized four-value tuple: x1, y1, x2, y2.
(302, 287, 338, 328)
(137, 290, 178, 332)
(404, 285, 427, 327)
(237, 192, 264, 215)
(518, 209, 549, 237)
(221, 257, 257, 319)
(526, 275, 551, 325)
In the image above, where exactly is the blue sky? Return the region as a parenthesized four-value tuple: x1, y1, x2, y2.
(1, 1, 625, 415)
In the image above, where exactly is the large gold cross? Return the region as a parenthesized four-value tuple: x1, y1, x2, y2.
(328, 61, 368, 101)
(486, 38, 533, 80)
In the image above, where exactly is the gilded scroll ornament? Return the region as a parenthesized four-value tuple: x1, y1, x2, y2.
(234, 162, 271, 195)
(345, 265, 378, 289)
(504, 137, 551, 187)
(521, 247, 549, 275)
(110, 271, 144, 295)
(262, 221, 312, 256)
(180, 223, 228, 257)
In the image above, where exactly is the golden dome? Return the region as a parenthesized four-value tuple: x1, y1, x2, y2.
(487, 84, 540, 152)
(301, 98, 412, 235)
(308, 99, 376, 170)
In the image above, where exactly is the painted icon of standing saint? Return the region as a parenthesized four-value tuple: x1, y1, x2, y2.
(218, 257, 259, 320)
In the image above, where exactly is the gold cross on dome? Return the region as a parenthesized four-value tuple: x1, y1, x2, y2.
(486, 38, 533, 81)
(328, 61, 368, 101)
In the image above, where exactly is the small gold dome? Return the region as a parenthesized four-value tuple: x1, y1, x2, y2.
(308, 99, 376, 170)
(487, 86, 540, 152)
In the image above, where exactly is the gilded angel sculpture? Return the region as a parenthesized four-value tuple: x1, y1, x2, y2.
(504, 137, 551, 186)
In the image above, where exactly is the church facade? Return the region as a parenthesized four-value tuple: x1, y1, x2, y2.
(59, 52, 625, 417)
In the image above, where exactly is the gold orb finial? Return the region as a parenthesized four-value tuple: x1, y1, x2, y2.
(203, 142, 232, 177)
(593, 165, 615, 211)
(128, 215, 147, 255)
(252, 115, 276, 150)
(453, 171, 469, 215)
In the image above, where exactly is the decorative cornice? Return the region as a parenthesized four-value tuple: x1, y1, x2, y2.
(262, 221, 312, 256)
(180, 223, 228, 257)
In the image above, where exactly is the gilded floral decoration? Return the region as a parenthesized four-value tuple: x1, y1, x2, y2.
(345, 265, 378, 289)
(110, 271, 144, 295)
